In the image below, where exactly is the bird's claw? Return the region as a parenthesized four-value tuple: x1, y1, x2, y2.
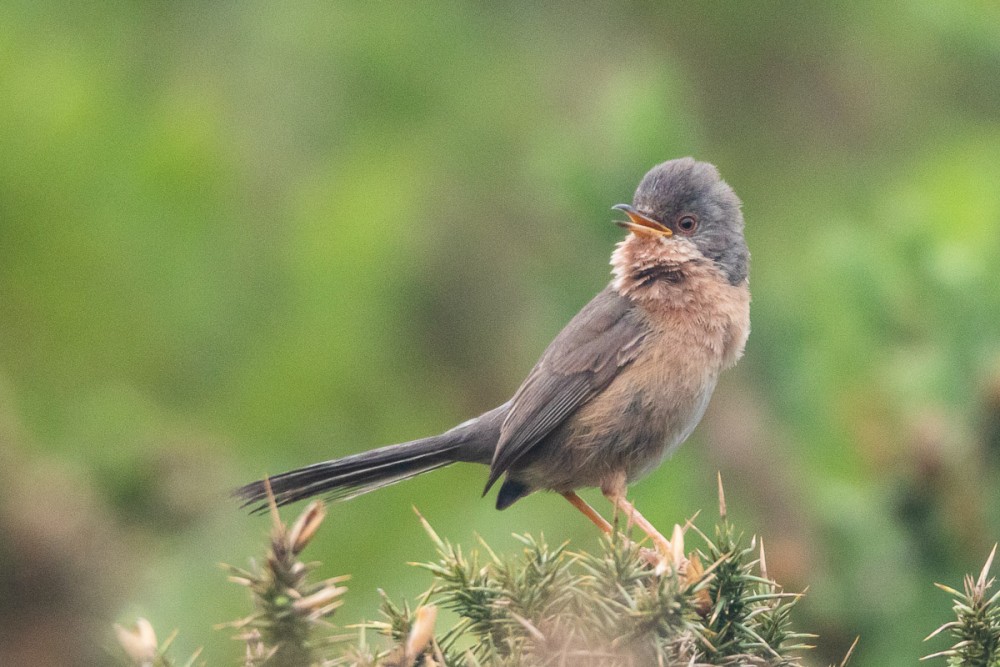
(634, 524, 691, 577)
(639, 546, 662, 567)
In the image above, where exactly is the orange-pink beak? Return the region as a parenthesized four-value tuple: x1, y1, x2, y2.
(612, 204, 672, 238)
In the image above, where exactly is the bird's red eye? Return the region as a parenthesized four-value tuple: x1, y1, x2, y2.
(677, 215, 698, 234)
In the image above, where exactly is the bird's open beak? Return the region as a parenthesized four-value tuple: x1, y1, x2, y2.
(612, 204, 672, 238)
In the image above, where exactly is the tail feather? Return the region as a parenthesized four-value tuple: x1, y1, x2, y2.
(235, 436, 461, 511)
(235, 402, 509, 512)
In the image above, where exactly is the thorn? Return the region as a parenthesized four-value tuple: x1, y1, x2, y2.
(430, 638, 446, 666)
(717, 471, 727, 520)
(412, 506, 444, 549)
(291, 584, 348, 614)
(759, 538, 768, 581)
(924, 621, 958, 642)
(976, 543, 998, 593)
(933, 582, 962, 596)
(510, 612, 546, 642)
(264, 477, 281, 534)
(838, 636, 859, 667)
(921, 649, 955, 661)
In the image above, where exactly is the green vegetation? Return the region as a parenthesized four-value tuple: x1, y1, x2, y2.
(115, 497, 817, 666)
(2, 2, 1000, 665)
(925, 545, 1000, 667)
(113, 498, 1000, 666)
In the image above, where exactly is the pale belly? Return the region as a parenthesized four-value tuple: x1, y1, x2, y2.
(510, 363, 720, 493)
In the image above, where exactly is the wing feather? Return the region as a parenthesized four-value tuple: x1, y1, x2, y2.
(484, 286, 649, 491)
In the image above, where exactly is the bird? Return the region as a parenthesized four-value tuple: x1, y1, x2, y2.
(236, 157, 750, 556)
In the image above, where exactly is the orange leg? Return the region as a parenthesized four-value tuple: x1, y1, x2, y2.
(603, 490, 672, 555)
(562, 491, 614, 534)
(566, 489, 667, 570)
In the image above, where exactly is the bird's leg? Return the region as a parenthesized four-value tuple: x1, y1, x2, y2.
(562, 491, 614, 534)
(602, 486, 673, 556)
(563, 491, 668, 567)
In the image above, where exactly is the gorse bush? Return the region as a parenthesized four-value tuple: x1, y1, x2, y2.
(387, 500, 810, 666)
(924, 545, 1000, 667)
(114, 489, 998, 666)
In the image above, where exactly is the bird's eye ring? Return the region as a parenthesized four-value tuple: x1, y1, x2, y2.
(676, 214, 698, 234)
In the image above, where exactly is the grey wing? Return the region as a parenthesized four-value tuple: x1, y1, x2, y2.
(483, 286, 649, 492)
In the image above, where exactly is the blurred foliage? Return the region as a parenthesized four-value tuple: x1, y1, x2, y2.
(2, 1, 1000, 665)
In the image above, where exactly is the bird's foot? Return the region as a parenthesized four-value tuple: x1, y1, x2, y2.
(564, 489, 693, 577)
(600, 488, 691, 576)
(634, 524, 689, 576)
(639, 546, 662, 567)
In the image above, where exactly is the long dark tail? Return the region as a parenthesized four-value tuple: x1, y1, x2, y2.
(235, 403, 508, 512)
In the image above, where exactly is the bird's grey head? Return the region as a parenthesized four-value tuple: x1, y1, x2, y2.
(618, 158, 748, 285)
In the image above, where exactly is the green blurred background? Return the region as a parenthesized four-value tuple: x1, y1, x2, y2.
(3, 1, 1000, 665)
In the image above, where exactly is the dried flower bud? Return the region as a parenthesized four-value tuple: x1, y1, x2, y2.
(288, 501, 326, 555)
(241, 629, 271, 665)
(685, 554, 712, 616)
(404, 605, 438, 666)
(670, 524, 685, 568)
(292, 583, 347, 615)
(113, 617, 158, 665)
